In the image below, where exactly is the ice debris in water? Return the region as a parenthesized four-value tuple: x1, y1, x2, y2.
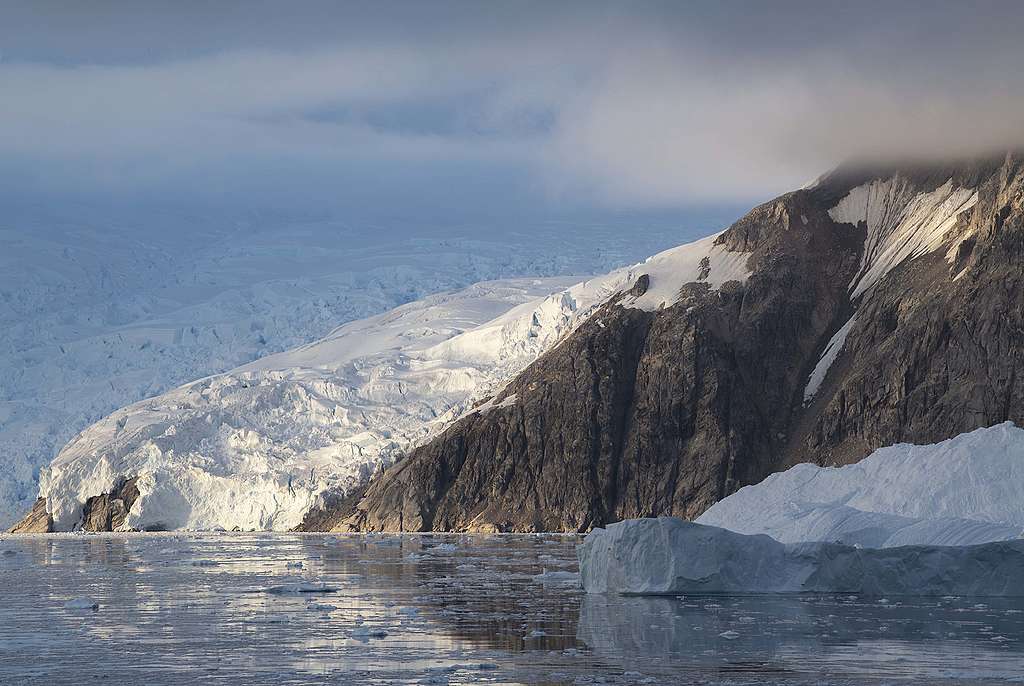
(64, 597, 99, 611)
(532, 569, 581, 585)
(579, 518, 1024, 596)
(306, 602, 337, 612)
(264, 582, 338, 595)
(350, 626, 389, 640)
(428, 543, 459, 553)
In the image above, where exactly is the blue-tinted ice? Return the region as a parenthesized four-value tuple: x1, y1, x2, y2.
(2, 534, 1023, 684)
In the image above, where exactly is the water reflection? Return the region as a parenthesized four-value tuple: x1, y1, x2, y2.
(3, 533, 1024, 685)
(577, 593, 1024, 681)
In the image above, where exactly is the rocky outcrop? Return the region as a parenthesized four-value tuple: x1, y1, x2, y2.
(7, 498, 52, 533)
(79, 477, 140, 532)
(323, 152, 1024, 533)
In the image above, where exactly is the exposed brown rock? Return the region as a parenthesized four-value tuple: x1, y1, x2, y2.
(79, 476, 140, 532)
(7, 498, 52, 533)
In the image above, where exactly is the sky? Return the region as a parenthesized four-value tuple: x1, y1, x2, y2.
(2, 1, 1024, 219)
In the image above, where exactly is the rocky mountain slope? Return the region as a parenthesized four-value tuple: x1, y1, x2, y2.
(329, 152, 1024, 533)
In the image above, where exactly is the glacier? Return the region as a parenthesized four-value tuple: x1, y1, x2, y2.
(39, 277, 576, 531)
(696, 423, 1024, 548)
(32, 229, 752, 531)
(578, 517, 1024, 596)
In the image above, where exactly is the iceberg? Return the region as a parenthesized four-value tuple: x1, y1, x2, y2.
(578, 518, 1024, 596)
(697, 423, 1024, 547)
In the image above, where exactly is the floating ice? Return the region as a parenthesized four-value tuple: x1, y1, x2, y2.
(264, 582, 338, 595)
(578, 518, 1024, 596)
(350, 626, 389, 640)
(531, 570, 581, 585)
(428, 543, 459, 553)
(697, 423, 1024, 547)
(64, 597, 99, 611)
(306, 602, 337, 612)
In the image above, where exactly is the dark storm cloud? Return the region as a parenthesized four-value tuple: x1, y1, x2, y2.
(2, 0, 1023, 209)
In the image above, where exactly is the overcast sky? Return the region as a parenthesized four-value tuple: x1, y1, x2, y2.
(2, 1, 1023, 217)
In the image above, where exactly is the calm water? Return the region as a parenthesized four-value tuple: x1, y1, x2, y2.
(2, 533, 1023, 685)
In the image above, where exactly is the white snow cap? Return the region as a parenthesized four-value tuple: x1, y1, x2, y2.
(697, 423, 1024, 548)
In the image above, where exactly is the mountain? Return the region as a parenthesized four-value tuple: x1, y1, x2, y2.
(13, 152, 1024, 533)
(326, 152, 1024, 533)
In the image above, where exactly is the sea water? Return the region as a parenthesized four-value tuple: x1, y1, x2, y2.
(2, 533, 1023, 684)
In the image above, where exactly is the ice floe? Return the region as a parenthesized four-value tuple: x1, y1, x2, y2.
(64, 597, 99, 611)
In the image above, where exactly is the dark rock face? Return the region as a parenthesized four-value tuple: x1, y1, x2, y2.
(794, 154, 1024, 467)
(79, 476, 140, 532)
(8, 498, 52, 533)
(321, 153, 1024, 533)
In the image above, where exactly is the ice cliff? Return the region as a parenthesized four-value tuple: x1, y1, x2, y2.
(578, 517, 1024, 596)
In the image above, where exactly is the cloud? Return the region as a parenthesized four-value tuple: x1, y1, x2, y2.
(2, 1, 1024, 210)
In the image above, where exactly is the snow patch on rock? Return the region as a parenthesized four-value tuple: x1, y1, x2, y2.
(802, 314, 857, 403)
(697, 423, 1024, 547)
(615, 232, 751, 311)
(828, 177, 977, 299)
(804, 177, 978, 401)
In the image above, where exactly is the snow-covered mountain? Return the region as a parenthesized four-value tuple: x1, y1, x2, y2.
(14, 152, 1024, 534)
(2, 209, 711, 530)
(15, 228, 752, 532)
